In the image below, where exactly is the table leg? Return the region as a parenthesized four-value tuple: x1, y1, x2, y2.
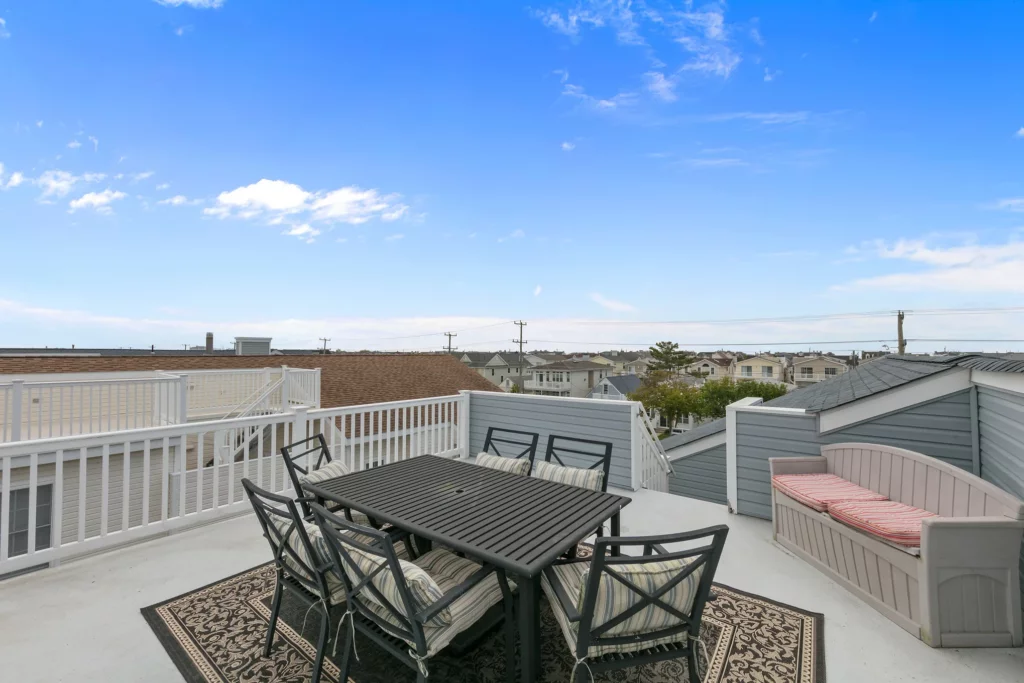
(610, 511, 621, 556)
(518, 574, 542, 683)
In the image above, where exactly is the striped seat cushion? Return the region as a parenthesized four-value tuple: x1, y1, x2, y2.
(541, 557, 704, 657)
(771, 473, 887, 512)
(475, 452, 531, 476)
(532, 460, 604, 492)
(299, 459, 351, 485)
(828, 500, 936, 547)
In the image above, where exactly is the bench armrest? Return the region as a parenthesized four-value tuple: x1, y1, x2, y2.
(769, 456, 827, 476)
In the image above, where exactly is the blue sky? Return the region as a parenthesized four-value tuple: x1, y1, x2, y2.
(1, 1, 1023, 352)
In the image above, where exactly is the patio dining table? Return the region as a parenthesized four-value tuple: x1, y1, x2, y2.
(302, 453, 631, 683)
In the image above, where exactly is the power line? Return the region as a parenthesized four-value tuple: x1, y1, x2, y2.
(328, 320, 512, 343)
(529, 338, 1024, 347)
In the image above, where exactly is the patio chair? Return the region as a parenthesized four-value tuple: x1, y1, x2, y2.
(475, 427, 540, 476)
(282, 433, 418, 559)
(534, 434, 613, 493)
(242, 479, 349, 683)
(310, 502, 517, 683)
(541, 525, 729, 683)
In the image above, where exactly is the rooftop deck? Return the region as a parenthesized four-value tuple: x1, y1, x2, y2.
(2, 488, 1021, 683)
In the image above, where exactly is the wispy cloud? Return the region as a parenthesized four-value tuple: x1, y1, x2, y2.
(204, 178, 410, 234)
(131, 171, 155, 182)
(384, 233, 404, 242)
(644, 71, 678, 102)
(702, 111, 811, 125)
(155, 0, 224, 7)
(869, 11, 878, 22)
(590, 292, 634, 312)
(157, 194, 200, 206)
(175, 25, 193, 37)
(560, 141, 576, 152)
(836, 237, 1024, 292)
(534, 285, 543, 297)
(35, 120, 43, 128)
(68, 189, 127, 214)
(992, 198, 1024, 212)
(561, 81, 638, 112)
(763, 68, 781, 82)
(156, 182, 171, 190)
(497, 229, 526, 243)
(283, 224, 320, 243)
(1015, 127, 1024, 138)
(67, 140, 82, 149)
(34, 169, 105, 199)
(0, 17, 9, 39)
(684, 157, 749, 168)
(88, 136, 99, 152)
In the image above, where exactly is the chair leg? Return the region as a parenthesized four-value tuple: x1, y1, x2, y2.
(337, 618, 354, 683)
(310, 605, 331, 683)
(263, 578, 284, 658)
(687, 642, 701, 683)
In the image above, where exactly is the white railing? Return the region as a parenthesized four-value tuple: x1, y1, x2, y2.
(0, 392, 462, 577)
(636, 407, 671, 492)
(794, 372, 843, 382)
(174, 368, 276, 419)
(0, 377, 184, 444)
(304, 394, 465, 472)
(285, 367, 320, 408)
(524, 380, 573, 391)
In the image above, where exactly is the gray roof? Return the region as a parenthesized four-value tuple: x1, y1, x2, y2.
(662, 353, 1024, 453)
(604, 375, 642, 395)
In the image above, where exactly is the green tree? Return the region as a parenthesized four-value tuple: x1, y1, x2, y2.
(629, 380, 701, 432)
(695, 377, 789, 420)
(647, 341, 695, 376)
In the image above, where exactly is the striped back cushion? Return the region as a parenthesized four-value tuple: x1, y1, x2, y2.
(583, 558, 704, 637)
(334, 536, 450, 626)
(269, 515, 323, 583)
(299, 459, 351, 485)
(533, 460, 604, 492)
(476, 452, 531, 476)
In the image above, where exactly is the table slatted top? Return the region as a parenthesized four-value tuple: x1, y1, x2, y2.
(303, 455, 630, 576)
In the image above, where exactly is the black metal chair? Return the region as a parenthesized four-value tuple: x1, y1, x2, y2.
(242, 478, 345, 683)
(282, 433, 419, 559)
(538, 434, 613, 493)
(310, 502, 517, 683)
(475, 427, 540, 476)
(541, 525, 729, 683)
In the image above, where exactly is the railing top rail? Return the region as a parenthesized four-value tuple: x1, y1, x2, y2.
(168, 367, 274, 375)
(0, 376, 182, 389)
(306, 394, 461, 417)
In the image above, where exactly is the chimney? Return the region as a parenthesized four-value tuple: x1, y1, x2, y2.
(206, 332, 214, 353)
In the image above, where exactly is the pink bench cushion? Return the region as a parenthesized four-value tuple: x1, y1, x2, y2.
(771, 473, 888, 512)
(828, 500, 937, 546)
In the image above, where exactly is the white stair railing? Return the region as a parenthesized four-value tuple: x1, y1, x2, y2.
(636, 405, 672, 492)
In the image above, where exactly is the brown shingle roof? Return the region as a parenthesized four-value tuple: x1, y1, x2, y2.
(0, 354, 498, 408)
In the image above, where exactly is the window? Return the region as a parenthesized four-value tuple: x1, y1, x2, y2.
(741, 365, 752, 377)
(801, 367, 814, 378)
(824, 367, 837, 376)
(3, 485, 53, 557)
(491, 368, 494, 376)
(602, 384, 608, 394)
(762, 367, 773, 378)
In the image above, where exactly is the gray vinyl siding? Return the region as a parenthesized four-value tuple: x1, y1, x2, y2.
(668, 445, 727, 505)
(468, 393, 634, 490)
(735, 392, 977, 520)
(823, 390, 976, 473)
(976, 386, 1024, 604)
(736, 411, 820, 519)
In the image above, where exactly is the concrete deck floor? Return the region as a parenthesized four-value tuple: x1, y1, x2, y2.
(1, 488, 1022, 682)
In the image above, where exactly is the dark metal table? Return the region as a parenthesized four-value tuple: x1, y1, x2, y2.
(302, 454, 630, 683)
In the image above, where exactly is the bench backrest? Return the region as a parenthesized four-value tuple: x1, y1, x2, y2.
(822, 443, 1024, 521)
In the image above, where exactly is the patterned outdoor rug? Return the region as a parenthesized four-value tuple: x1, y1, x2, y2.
(143, 552, 825, 683)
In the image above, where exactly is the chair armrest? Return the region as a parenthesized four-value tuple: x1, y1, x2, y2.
(922, 516, 1024, 565)
(543, 566, 582, 622)
(769, 456, 827, 476)
(417, 563, 497, 623)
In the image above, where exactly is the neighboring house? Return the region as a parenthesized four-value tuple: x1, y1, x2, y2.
(597, 351, 648, 375)
(499, 375, 531, 392)
(733, 354, 785, 382)
(623, 357, 653, 376)
(588, 374, 642, 401)
(790, 354, 850, 385)
(524, 360, 610, 398)
(660, 352, 1024, 609)
(686, 357, 732, 379)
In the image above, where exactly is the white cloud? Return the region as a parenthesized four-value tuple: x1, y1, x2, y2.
(157, 194, 199, 206)
(532, 4, 642, 45)
(283, 224, 320, 243)
(685, 157, 748, 168)
(88, 136, 99, 152)
(36, 120, 43, 128)
(674, 7, 742, 78)
(561, 81, 638, 111)
(534, 285, 543, 297)
(67, 140, 82, 149)
(384, 233, 404, 242)
(1015, 127, 1024, 138)
(4, 171, 25, 189)
(702, 111, 810, 125)
(560, 141, 576, 152)
(0, 17, 9, 39)
(155, 0, 224, 7)
(175, 25, 192, 36)
(837, 237, 1024, 292)
(497, 229, 526, 243)
(763, 68, 781, 82)
(206, 179, 311, 219)
(644, 71, 678, 102)
(156, 182, 170, 190)
(381, 205, 409, 221)
(590, 292, 634, 312)
(68, 189, 127, 214)
(35, 169, 103, 198)
(869, 11, 878, 22)
(993, 198, 1024, 212)
(311, 187, 406, 224)
(132, 171, 155, 182)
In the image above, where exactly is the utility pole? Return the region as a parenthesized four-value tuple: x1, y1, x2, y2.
(513, 321, 528, 381)
(896, 311, 906, 355)
(318, 337, 331, 354)
(443, 332, 458, 354)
